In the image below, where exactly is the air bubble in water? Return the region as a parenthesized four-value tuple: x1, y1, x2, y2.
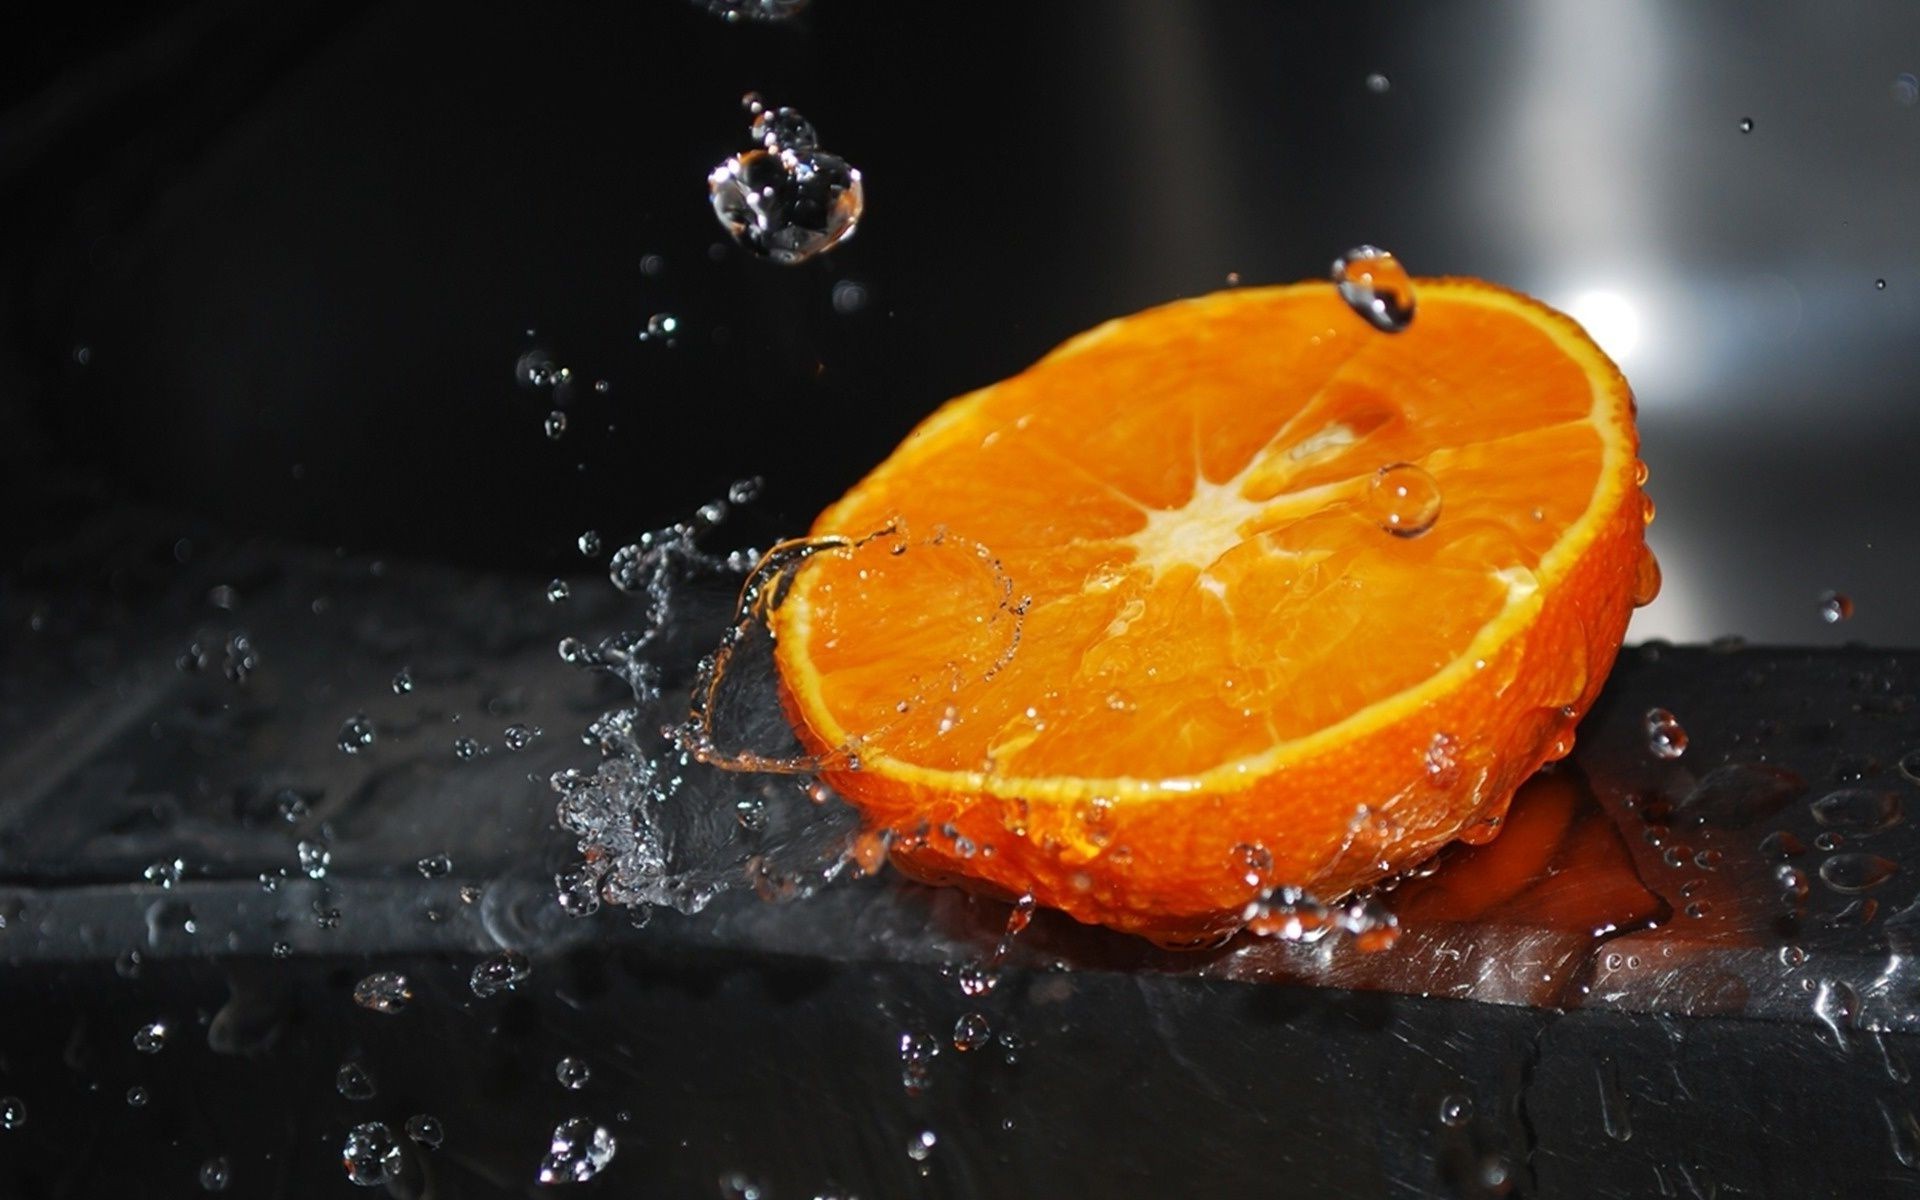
(1332, 245, 1415, 332)
(537, 1119, 616, 1185)
(453, 737, 481, 761)
(1644, 708, 1688, 759)
(338, 714, 376, 755)
(406, 1114, 444, 1149)
(710, 102, 863, 265)
(353, 972, 413, 1014)
(1818, 591, 1854, 623)
(1365, 462, 1441, 537)
(134, 1022, 169, 1054)
(199, 1157, 231, 1192)
(556, 1057, 591, 1090)
(470, 950, 532, 997)
(342, 1122, 404, 1187)
(336, 1062, 378, 1101)
(952, 1012, 992, 1052)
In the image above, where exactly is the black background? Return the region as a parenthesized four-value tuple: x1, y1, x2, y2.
(6, 1, 1920, 645)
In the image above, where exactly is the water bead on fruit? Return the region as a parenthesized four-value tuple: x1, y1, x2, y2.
(1332, 245, 1416, 332)
(1366, 462, 1442, 537)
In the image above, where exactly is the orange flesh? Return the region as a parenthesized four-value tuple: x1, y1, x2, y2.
(774, 279, 1648, 939)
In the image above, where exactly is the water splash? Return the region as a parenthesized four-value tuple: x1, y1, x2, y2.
(710, 96, 864, 264)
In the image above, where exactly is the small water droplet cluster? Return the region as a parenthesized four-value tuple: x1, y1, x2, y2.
(710, 95, 864, 264)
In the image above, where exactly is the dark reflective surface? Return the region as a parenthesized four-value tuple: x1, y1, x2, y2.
(8, 2, 1920, 1196)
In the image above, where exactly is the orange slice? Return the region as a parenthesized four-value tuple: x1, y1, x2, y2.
(772, 278, 1653, 941)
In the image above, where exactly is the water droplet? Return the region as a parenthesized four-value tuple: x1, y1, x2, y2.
(338, 714, 376, 755)
(577, 530, 603, 558)
(537, 1118, 616, 1185)
(342, 1122, 404, 1187)
(830, 278, 869, 314)
(555, 1057, 592, 1090)
(556, 865, 602, 917)
(1812, 979, 1860, 1053)
(1365, 462, 1441, 537)
(405, 1113, 444, 1149)
(143, 858, 184, 889)
(1243, 885, 1333, 942)
(1365, 72, 1391, 94)
(115, 949, 144, 979)
(453, 737, 481, 761)
(700, 0, 809, 21)
(727, 477, 763, 505)
(1739, 117, 1754, 133)
(752, 105, 817, 151)
(545, 410, 568, 440)
(336, 1062, 378, 1101)
(1332, 245, 1415, 332)
(709, 108, 864, 265)
(1818, 853, 1898, 893)
(956, 961, 999, 998)
(899, 1031, 940, 1095)
(1819, 590, 1855, 623)
(416, 853, 452, 879)
(1632, 545, 1662, 606)
(134, 1021, 169, 1054)
(719, 1172, 767, 1200)
(906, 1129, 938, 1163)
(1897, 73, 1920, 105)
(353, 972, 412, 1015)
(470, 950, 532, 998)
(199, 1156, 231, 1192)
(297, 839, 331, 880)
(643, 313, 680, 341)
(126, 1086, 149, 1107)
(271, 940, 292, 959)
(1644, 708, 1688, 759)
(952, 1012, 992, 1052)
(1810, 788, 1901, 832)
(0, 1097, 24, 1131)
(390, 669, 413, 695)
(546, 579, 571, 603)
(505, 724, 541, 751)
(1876, 278, 1889, 291)
(1437, 1093, 1472, 1128)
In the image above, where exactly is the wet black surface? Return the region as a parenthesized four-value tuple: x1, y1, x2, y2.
(8, 2, 1920, 1196)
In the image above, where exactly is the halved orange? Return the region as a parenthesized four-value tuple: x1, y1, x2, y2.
(772, 278, 1653, 941)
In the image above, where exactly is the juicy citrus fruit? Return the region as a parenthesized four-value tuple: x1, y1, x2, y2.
(772, 278, 1652, 941)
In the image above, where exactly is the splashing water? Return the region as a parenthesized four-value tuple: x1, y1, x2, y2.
(710, 95, 864, 264)
(537, 1118, 616, 1185)
(341, 1122, 404, 1187)
(696, 0, 809, 21)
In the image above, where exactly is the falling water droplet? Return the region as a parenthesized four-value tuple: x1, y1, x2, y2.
(1437, 1094, 1473, 1128)
(352, 972, 413, 1015)
(336, 1062, 378, 1101)
(546, 579, 571, 603)
(297, 839, 331, 880)
(342, 1122, 404, 1187)
(1332, 245, 1416, 332)
(545, 411, 568, 440)
(1739, 117, 1754, 133)
(556, 1057, 592, 1090)
(952, 1012, 992, 1052)
(537, 1118, 616, 1185)
(899, 1031, 940, 1095)
(338, 714, 376, 755)
(1365, 463, 1442, 537)
(0, 1097, 24, 1131)
(504, 724, 541, 751)
(1819, 591, 1855, 623)
(906, 1129, 938, 1164)
(390, 669, 413, 695)
(199, 1157, 232, 1192)
(1644, 708, 1689, 759)
(143, 859, 184, 889)
(1365, 72, 1391, 94)
(698, 0, 809, 21)
(577, 530, 603, 558)
(416, 853, 452, 878)
(643, 313, 680, 342)
(1876, 278, 1889, 291)
(709, 102, 864, 265)
(126, 1086, 149, 1107)
(133, 1022, 169, 1054)
(405, 1114, 444, 1149)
